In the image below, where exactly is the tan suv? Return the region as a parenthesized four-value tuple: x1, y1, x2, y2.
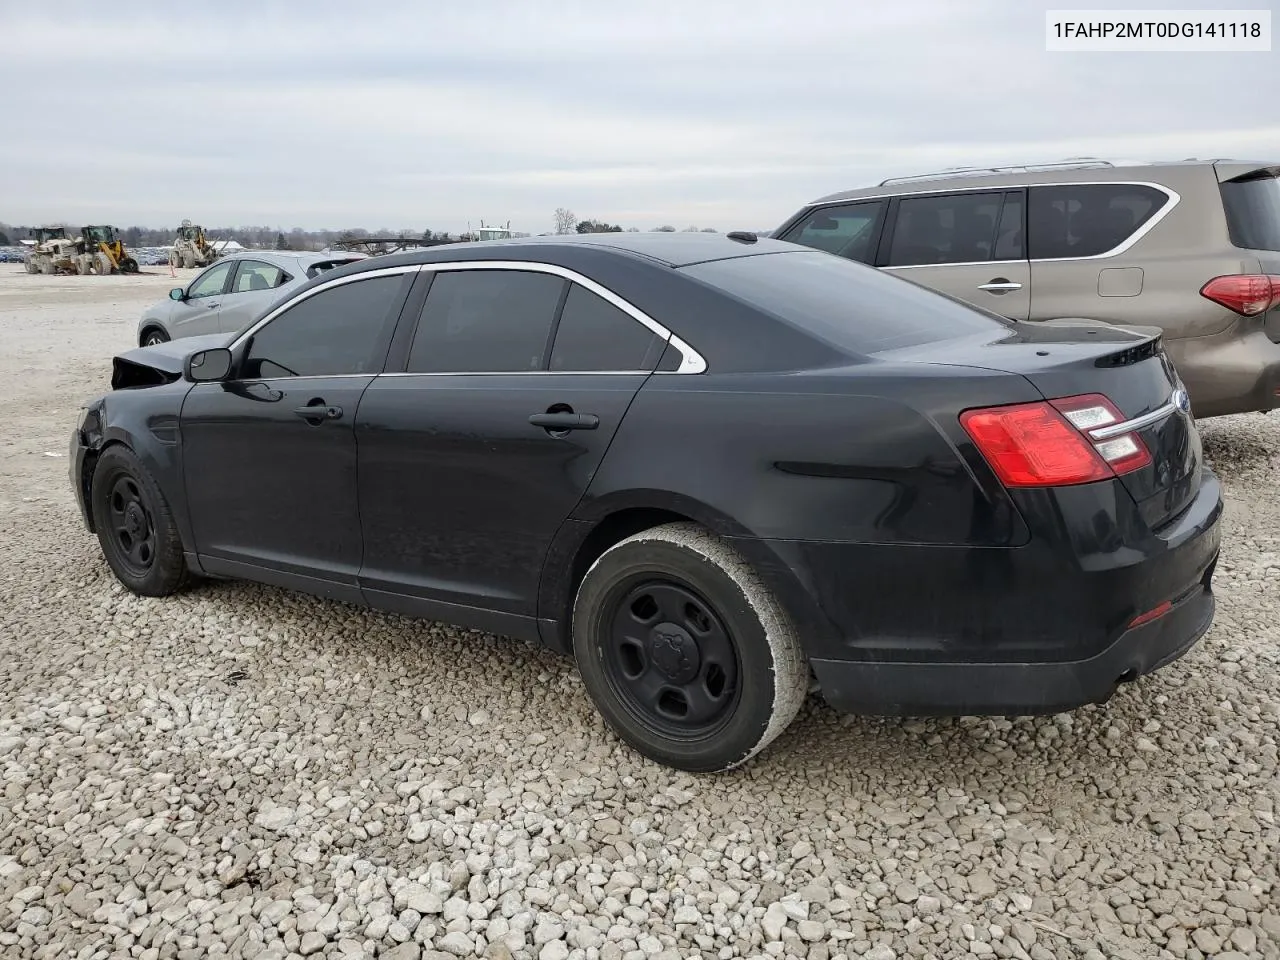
(773, 159, 1280, 418)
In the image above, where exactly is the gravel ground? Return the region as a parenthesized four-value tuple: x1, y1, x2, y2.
(0, 266, 1277, 960)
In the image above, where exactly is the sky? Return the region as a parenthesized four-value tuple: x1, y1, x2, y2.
(3, 0, 1278, 235)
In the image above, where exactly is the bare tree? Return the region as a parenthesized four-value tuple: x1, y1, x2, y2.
(554, 208, 577, 235)
(654, 225, 676, 232)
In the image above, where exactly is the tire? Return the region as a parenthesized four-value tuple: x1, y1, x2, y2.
(95, 252, 114, 275)
(182, 252, 195, 269)
(122, 258, 139, 274)
(572, 522, 808, 772)
(169, 250, 180, 268)
(140, 327, 169, 347)
(89, 446, 188, 596)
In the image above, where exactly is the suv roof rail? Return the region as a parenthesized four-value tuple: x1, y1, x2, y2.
(878, 158, 1116, 186)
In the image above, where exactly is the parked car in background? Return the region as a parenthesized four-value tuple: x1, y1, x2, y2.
(773, 159, 1280, 418)
(74, 233, 1219, 771)
(136, 250, 364, 346)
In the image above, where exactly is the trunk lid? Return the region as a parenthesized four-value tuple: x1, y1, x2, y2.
(879, 320, 1202, 528)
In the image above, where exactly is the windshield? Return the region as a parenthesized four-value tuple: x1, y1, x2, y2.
(678, 250, 1012, 354)
(1221, 173, 1280, 252)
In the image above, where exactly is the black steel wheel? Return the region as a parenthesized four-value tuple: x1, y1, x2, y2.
(90, 447, 188, 596)
(602, 579, 741, 738)
(141, 327, 169, 347)
(573, 522, 808, 772)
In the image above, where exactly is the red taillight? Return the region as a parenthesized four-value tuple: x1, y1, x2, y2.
(1200, 274, 1280, 316)
(960, 393, 1151, 488)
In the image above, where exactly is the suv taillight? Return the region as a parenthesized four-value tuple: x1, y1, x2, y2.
(1200, 275, 1280, 316)
(960, 393, 1151, 488)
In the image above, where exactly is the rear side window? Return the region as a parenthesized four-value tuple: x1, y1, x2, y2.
(242, 275, 404, 378)
(233, 260, 286, 292)
(886, 192, 1006, 266)
(549, 284, 663, 371)
(408, 270, 565, 373)
(1028, 183, 1169, 259)
(681, 251, 1011, 354)
(1220, 173, 1280, 252)
(780, 201, 885, 264)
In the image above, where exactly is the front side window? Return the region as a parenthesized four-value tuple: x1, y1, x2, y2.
(886, 192, 1005, 267)
(233, 260, 287, 293)
(407, 270, 566, 373)
(780, 201, 885, 264)
(1028, 183, 1169, 259)
(241, 275, 404, 379)
(549, 284, 663, 372)
(188, 261, 233, 299)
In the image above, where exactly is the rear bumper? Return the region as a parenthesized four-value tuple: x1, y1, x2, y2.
(740, 469, 1223, 717)
(1168, 326, 1280, 418)
(810, 575, 1214, 716)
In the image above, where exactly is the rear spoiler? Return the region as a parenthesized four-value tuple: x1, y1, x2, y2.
(1213, 161, 1280, 183)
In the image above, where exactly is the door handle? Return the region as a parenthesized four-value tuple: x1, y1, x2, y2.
(977, 280, 1022, 293)
(294, 403, 343, 422)
(529, 412, 599, 431)
(204, 301, 220, 308)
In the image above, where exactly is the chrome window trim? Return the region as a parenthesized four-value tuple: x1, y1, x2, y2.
(797, 181, 1181, 265)
(379, 370, 653, 378)
(1087, 394, 1180, 441)
(229, 259, 707, 376)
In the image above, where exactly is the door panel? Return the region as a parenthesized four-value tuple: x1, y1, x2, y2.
(356, 373, 647, 619)
(181, 376, 373, 598)
(884, 262, 1031, 320)
(171, 261, 233, 337)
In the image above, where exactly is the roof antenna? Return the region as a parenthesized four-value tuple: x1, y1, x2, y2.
(726, 231, 758, 244)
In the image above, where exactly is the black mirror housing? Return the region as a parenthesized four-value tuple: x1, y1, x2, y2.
(169, 287, 185, 301)
(184, 347, 233, 382)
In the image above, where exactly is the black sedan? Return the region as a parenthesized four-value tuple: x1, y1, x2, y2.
(70, 232, 1223, 771)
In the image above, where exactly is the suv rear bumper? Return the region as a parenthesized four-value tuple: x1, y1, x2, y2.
(1169, 326, 1280, 418)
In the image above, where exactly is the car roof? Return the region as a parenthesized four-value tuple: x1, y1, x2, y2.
(804, 158, 1280, 206)
(222, 249, 364, 267)
(350, 231, 793, 270)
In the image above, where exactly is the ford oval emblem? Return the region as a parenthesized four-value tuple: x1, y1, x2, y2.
(1173, 387, 1192, 415)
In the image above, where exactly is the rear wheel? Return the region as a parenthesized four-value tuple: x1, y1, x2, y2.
(572, 522, 808, 772)
(90, 447, 188, 596)
(182, 251, 195, 269)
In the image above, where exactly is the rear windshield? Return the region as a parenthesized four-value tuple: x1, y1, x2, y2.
(1221, 173, 1280, 252)
(679, 250, 1012, 354)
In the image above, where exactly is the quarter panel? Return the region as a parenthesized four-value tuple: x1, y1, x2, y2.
(580, 371, 1037, 547)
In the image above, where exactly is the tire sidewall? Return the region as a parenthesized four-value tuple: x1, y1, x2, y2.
(574, 531, 794, 772)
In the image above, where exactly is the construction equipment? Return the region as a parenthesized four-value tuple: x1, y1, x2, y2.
(76, 225, 139, 275)
(170, 220, 221, 269)
(328, 236, 459, 257)
(23, 226, 78, 275)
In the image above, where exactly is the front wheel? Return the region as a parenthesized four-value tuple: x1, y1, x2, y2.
(573, 522, 808, 772)
(140, 327, 169, 347)
(89, 447, 188, 596)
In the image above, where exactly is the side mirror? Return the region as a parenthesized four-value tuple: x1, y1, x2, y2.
(169, 287, 186, 301)
(184, 347, 232, 383)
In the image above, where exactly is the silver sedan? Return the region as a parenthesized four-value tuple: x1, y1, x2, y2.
(136, 250, 364, 346)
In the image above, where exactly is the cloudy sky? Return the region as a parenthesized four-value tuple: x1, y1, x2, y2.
(5, 0, 1278, 234)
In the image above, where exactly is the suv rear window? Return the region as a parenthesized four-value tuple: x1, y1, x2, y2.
(680, 250, 1011, 354)
(1028, 183, 1169, 259)
(1221, 173, 1280, 252)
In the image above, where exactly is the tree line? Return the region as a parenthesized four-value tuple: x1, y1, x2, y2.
(1, 212, 724, 251)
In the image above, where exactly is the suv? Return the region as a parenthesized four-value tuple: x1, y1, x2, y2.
(773, 159, 1280, 418)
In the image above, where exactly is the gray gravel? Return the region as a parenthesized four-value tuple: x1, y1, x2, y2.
(1, 267, 1278, 960)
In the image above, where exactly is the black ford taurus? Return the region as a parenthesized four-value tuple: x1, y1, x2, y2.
(70, 232, 1223, 771)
